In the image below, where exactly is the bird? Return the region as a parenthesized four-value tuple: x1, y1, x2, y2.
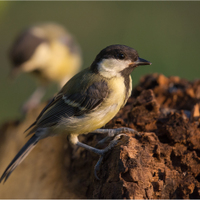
(8, 22, 82, 112)
(0, 44, 151, 183)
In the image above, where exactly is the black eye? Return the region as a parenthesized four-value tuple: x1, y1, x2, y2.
(117, 53, 125, 60)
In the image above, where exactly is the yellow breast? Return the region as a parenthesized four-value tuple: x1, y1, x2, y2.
(43, 41, 81, 86)
(58, 75, 127, 135)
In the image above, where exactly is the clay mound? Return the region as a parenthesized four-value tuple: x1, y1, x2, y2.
(0, 73, 200, 199)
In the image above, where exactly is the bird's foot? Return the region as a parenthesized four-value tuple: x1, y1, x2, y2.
(71, 127, 139, 180)
(94, 127, 139, 147)
(94, 133, 127, 180)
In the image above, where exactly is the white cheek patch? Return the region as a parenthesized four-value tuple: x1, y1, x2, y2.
(21, 43, 51, 72)
(98, 58, 131, 78)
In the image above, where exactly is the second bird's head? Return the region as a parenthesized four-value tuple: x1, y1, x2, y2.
(90, 44, 151, 78)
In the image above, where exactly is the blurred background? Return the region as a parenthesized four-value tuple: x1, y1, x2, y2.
(0, 1, 200, 124)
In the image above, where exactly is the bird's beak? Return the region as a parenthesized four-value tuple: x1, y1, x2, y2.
(134, 57, 152, 66)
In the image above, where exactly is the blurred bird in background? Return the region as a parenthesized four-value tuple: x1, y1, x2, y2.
(8, 22, 82, 112)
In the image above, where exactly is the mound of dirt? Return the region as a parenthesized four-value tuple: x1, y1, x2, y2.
(0, 73, 200, 199)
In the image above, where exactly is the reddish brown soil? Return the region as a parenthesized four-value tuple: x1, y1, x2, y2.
(67, 74, 200, 199)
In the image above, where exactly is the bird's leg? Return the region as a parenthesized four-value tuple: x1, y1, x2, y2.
(93, 133, 129, 179)
(22, 86, 46, 113)
(69, 131, 132, 180)
(90, 127, 140, 146)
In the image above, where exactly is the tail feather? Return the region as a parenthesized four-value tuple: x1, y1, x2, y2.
(0, 134, 39, 183)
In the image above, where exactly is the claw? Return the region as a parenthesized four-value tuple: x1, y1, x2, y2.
(113, 133, 127, 140)
(114, 128, 140, 137)
(94, 156, 103, 180)
(96, 128, 138, 148)
(93, 134, 128, 180)
(90, 127, 140, 137)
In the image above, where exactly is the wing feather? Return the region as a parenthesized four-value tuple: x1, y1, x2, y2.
(26, 79, 109, 134)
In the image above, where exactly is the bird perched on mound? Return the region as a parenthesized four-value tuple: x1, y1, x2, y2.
(9, 22, 82, 112)
(0, 44, 151, 183)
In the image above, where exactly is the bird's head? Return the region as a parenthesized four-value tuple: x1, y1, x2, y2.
(90, 44, 151, 78)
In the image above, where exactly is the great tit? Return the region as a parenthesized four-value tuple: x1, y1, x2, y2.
(0, 44, 151, 182)
(9, 22, 82, 112)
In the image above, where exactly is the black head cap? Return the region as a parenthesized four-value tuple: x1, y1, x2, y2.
(9, 29, 48, 67)
(94, 44, 138, 63)
(90, 44, 151, 72)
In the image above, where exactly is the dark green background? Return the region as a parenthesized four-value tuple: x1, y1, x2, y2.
(0, 1, 200, 123)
